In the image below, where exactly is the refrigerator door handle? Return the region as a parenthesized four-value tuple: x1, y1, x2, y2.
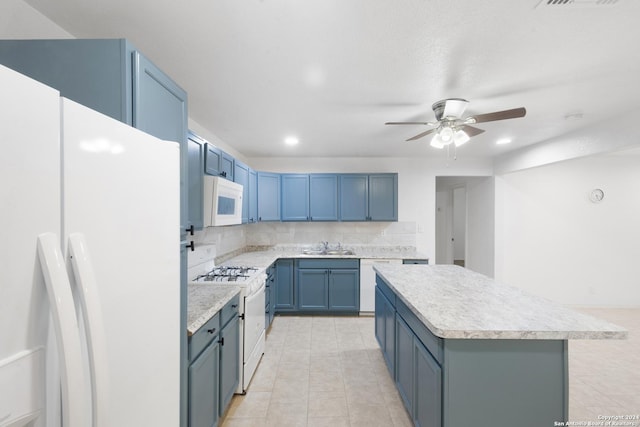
(36, 232, 88, 427)
(68, 233, 109, 427)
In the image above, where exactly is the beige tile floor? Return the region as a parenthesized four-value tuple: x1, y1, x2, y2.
(221, 309, 639, 427)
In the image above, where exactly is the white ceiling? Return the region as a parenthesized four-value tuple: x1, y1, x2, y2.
(24, 0, 640, 159)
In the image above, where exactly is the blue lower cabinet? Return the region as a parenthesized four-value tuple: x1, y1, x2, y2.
(188, 339, 219, 427)
(298, 269, 329, 310)
(375, 285, 396, 376)
(219, 315, 239, 416)
(414, 338, 442, 427)
(274, 259, 295, 311)
(188, 296, 239, 427)
(395, 315, 415, 413)
(295, 259, 360, 313)
(328, 269, 359, 311)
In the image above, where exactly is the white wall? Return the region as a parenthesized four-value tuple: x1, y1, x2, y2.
(465, 177, 495, 277)
(494, 151, 640, 307)
(249, 156, 493, 258)
(0, 0, 72, 38)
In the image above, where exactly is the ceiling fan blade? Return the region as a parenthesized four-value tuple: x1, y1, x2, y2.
(468, 107, 526, 124)
(460, 125, 485, 137)
(385, 121, 435, 126)
(406, 128, 437, 141)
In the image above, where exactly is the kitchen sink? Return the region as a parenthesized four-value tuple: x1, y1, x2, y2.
(301, 249, 355, 256)
(324, 249, 354, 255)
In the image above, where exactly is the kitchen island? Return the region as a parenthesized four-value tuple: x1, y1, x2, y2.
(373, 264, 627, 427)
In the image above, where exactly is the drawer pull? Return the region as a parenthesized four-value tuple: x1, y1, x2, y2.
(207, 328, 216, 334)
(218, 337, 225, 346)
(231, 304, 238, 308)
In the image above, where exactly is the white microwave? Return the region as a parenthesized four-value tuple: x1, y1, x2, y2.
(203, 176, 244, 226)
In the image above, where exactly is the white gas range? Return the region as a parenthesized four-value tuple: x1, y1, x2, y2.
(189, 248, 266, 394)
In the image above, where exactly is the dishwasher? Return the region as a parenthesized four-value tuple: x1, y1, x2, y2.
(360, 259, 402, 313)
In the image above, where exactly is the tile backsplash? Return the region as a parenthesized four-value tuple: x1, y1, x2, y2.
(192, 221, 417, 258)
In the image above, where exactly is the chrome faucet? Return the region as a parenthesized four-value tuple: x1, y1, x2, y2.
(321, 241, 329, 251)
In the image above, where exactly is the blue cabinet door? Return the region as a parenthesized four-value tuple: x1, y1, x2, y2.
(414, 338, 442, 427)
(281, 174, 310, 221)
(187, 133, 205, 230)
(219, 317, 239, 417)
(204, 144, 222, 176)
(375, 286, 395, 375)
(328, 269, 359, 310)
(220, 151, 234, 181)
(298, 269, 328, 310)
(248, 169, 258, 223)
(133, 51, 187, 147)
(309, 174, 339, 221)
(257, 172, 281, 221)
(395, 315, 415, 414)
(0, 39, 134, 125)
(275, 259, 295, 310)
(188, 340, 219, 427)
(234, 160, 250, 224)
(339, 174, 368, 221)
(369, 174, 398, 221)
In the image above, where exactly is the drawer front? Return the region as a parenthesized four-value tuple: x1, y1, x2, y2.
(297, 258, 359, 269)
(375, 275, 396, 308)
(189, 312, 220, 360)
(220, 294, 240, 327)
(396, 298, 443, 365)
(402, 259, 429, 264)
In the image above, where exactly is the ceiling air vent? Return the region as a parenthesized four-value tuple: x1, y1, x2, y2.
(537, 0, 620, 7)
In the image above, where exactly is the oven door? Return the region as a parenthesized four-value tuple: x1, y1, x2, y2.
(242, 279, 265, 391)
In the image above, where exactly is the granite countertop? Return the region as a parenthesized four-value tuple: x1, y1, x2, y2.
(186, 245, 426, 335)
(215, 245, 429, 271)
(187, 285, 240, 336)
(373, 264, 628, 340)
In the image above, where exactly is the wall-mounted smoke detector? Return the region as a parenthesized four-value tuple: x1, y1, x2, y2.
(536, 0, 620, 8)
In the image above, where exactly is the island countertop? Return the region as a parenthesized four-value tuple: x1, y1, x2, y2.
(373, 264, 627, 340)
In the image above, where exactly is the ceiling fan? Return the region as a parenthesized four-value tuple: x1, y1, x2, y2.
(385, 98, 526, 148)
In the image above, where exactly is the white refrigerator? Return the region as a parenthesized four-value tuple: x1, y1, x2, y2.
(0, 65, 180, 427)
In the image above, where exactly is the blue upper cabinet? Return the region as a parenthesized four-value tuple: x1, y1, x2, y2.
(248, 169, 258, 223)
(369, 174, 398, 221)
(257, 172, 281, 221)
(281, 174, 310, 221)
(220, 152, 234, 181)
(187, 133, 205, 230)
(0, 39, 187, 145)
(205, 143, 234, 181)
(340, 174, 397, 221)
(309, 174, 339, 221)
(233, 160, 250, 224)
(339, 175, 369, 221)
(281, 174, 339, 222)
(205, 144, 223, 176)
(133, 51, 187, 147)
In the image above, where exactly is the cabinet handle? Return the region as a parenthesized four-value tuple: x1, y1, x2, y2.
(232, 304, 238, 308)
(186, 225, 195, 236)
(185, 241, 195, 252)
(258, 217, 261, 221)
(207, 328, 216, 334)
(220, 171, 227, 178)
(218, 337, 225, 346)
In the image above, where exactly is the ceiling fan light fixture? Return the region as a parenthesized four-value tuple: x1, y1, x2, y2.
(453, 129, 470, 147)
(439, 126, 454, 142)
(430, 133, 445, 149)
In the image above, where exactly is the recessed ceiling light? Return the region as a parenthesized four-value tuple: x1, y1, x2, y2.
(496, 138, 512, 145)
(284, 136, 299, 146)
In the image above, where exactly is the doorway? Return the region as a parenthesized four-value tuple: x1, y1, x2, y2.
(435, 176, 495, 277)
